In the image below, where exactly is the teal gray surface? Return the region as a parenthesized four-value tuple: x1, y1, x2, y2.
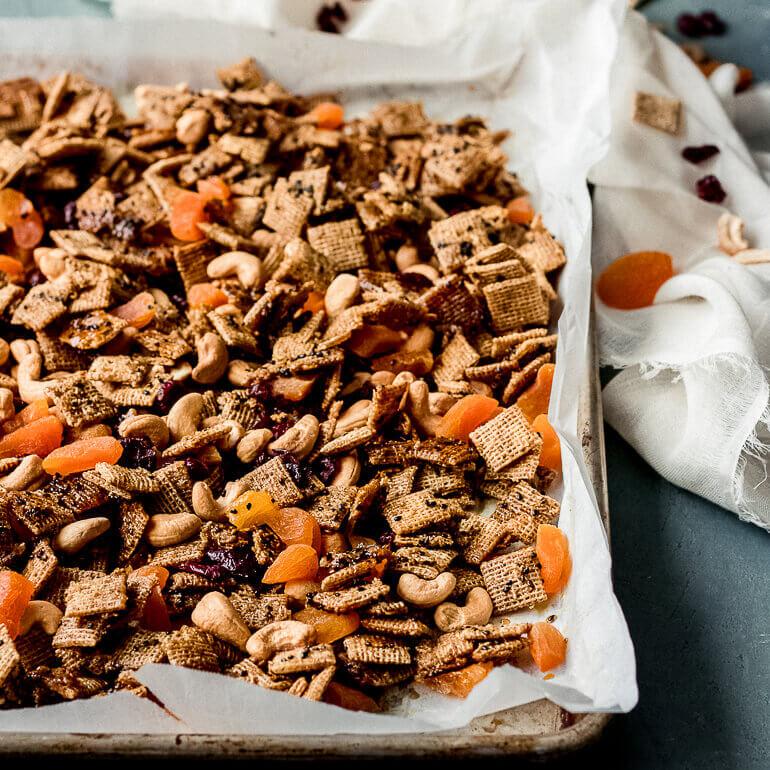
(0, 1, 767, 768)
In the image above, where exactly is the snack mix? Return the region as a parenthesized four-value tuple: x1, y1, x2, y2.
(0, 58, 570, 711)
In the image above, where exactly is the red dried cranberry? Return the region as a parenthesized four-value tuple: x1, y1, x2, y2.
(118, 436, 158, 471)
(177, 561, 226, 581)
(270, 419, 293, 440)
(184, 457, 209, 481)
(271, 451, 312, 487)
(677, 13, 706, 37)
(156, 380, 181, 414)
(206, 545, 261, 581)
(699, 11, 727, 35)
(313, 456, 337, 484)
(63, 200, 78, 229)
(682, 144, 720, 164)
(696, 175, 727, 203)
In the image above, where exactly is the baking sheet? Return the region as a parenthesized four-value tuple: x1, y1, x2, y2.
(0, 0, 637, 733)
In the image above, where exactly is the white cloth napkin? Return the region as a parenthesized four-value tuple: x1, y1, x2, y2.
(590, 12, 770, 530)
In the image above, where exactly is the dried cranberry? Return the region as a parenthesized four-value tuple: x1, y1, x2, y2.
(313, 456, 337, 484)
(169, 293, 188, 311)
(118, 436, 158, 471)
(676, 13, 706, 37)
(63, 200, 78, 229)
(177, 561, 226, 581)
(696, 174, 727, 203)
(700, 11, 727, 36)
(184, 457, 209, 481)
(682, 144, 720, 164)
(156, 380, 181, 414)
(272, 451, 312, 487)
(205, 545, 261, 581)
(270, 419, 294, 440)
(112, 217, 139, 241)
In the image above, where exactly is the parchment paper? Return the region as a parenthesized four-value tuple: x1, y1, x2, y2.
(0, 0, 637, 734)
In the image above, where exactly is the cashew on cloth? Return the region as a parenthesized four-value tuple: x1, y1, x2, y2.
(590, 13, 770, 529)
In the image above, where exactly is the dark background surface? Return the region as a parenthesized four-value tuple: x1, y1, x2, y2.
(0, 1, 768, 768)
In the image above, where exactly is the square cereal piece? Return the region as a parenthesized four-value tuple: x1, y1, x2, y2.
(87, 355, 148, 386)
(9, 492, 74, 537)
(48, 375, 117, 428)
(207, 312, 259, 354)
(633, 91, 682, 135)
(11, 278, 73, 331)
(37, 331, 92, 373)
(432, 332, 479, 386)
(150, 461, 194, 516)
(381, 490, 461, 535)
(0, 625, 20, 687)
(92, 462, 159, 494)
(229, 588, 289, 631)
(483, 274, 550, 334)
(149, 539, 207, 567)
(319, 425, 376, 455)
(308, 487, 358, 532)
(22, 539, 58, 596)
(162, 625, 220, 672)
(517, 228, 567, 274)
(267, 643, 336, 676)
(134, 329, 191, 360)
(480, 546, 547, 615)
(496, 480, 560, 522)
(227, 659, 291, 691)
(359, 617, 432, 639)
(113, 630, 168, 670)
(419, 275, 484, 334)
(343, 635, 412, 666)
(239, 456, 303, 506)
(308, 578, 390, 613)
(162, 423, 232, 459)
(469, 405, 537, 472)
(0, 138, 28, 189)
(64, 571, 127, 618)
(287, 166, 330, 213)
(304, 665, 336, 701)
(502, 352, 552, 404)
(371, 101, 427, 136)
(367, 381, 408, 432)
(307, 218, 368, 273)
(52, 615, 109, 649)
(263, 177, 314, 236)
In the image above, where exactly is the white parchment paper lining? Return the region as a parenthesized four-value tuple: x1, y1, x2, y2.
(0, 0, 637, 734)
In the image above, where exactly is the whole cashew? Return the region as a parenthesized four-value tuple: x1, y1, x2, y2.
(0, 338, 9, 367)
(0, 388, 14, 422)
(53, 517, 111, 554)
(203, 417, 245, 451)
(18, 600, 63, 636)
(433, 587, 494, 631)
(119, 413, 170, 448)
(246, 620, 316, 662)
(175, 107, 210, 145)
(192, 480, 246, 523)
(428, 392, 457, 416)
(144, 513, 202, 547)
(370, 371, 395, 387)
(10, 340, 49, 404)
(717, 212, 749, 256)
(207, 251, 264, 289)
(236, 428, 273, 463)
(166, 392, 205, 440)
(734, 248, 770, 265)
(395, 244, 420, 272)
(332, 400, 371, 438)
(192, 333, 228, 384)
(324, 274, 360, 317)
(406, 380, 442, 436)
(268, 414, 319, 460)
(402, 263, 439, 282)
(330, 452, 360, 487)
(34, 247, 68, 280)
(0, 455, 46, 491)
(191, 591, 250, 650)
(397, 572, 457, 607)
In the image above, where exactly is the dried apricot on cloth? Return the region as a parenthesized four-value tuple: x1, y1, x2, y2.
(42, 435, 123, 476)
(436, 394, 501, 443)
(0, 415, 63, 459)
(294, 606, 359, 643)
(529, 621, 567, 672)
(596, 251, 674, 310)
(424, 662, 493, 698)
(0, 570, 34, 639)
(536, 524, 571, 595)
(516, 363, 554, 424)
(262, 544, 319, 584)
(532, 414, 561, 473)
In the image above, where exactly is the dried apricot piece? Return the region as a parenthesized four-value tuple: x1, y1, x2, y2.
(262, 544, 319, 584)
(197, 176, 231, 202)
(187, 282, 229, 310)
(532, 414, 561, 472)
(324, 681, 380, 712)
(0, 189, 26, 225)
(227, 490, 279, 531)
(270, 374, 316, 402)
(596, 251, 674, 310)
(268, 507, 322, 550)
(307, 102, 344, 130)
(0, 255, 24, 278)
(12, 209, 44, 249)
(169, 189, 208, 241)
(42, 435, 123, 476)
(0, 570, 35, 639)
(436, 394, 501, 443)
(302, 291, 325, 314)
(536, 524, 571, 595)
(516, 363, 555, 424)
(0, 415, 63, 459)
(320, 532, 348, 556)
(347, 325, 405, 358)
(506, 195, 534, 225)
(293, 606, 360, 643)
(529, 622, 567, 672)
(2, 399, 49, 435)
(132, 565, 170, 589)
(111, 292, 156, 329)
(424, 662, 493, 698)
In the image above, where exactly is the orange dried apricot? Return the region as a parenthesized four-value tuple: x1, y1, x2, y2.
(424, 662, 493, 698)
(132, 564, 170, 589)
(596, 251, 674, 310)
(302, 291, 325, 314)
(535, 524, 571, 595)
(529, 622, 567, 672)
(532, 414, 561, 473)
(307, 102, 344, 130)
(506, 195, 535, 225)
(436, 394, 501, 443)
(516, 363, 555, 424)
(0, 255, 24, 278)
(0, 570, 35, 639)
(169, 189, 208, 241)
(268, 507, 322, 551)
(142, 585, 173, 632)
(2, 399, 49, 435)
(320, 532, 348, 556)
(270, 374, 316, 402)
(0, 415, 63, 460)
(347, 325, 405, 358)
(111, 291, 156, 329)
(227, 490, 279, 531)
(187, 282, 229, 310)
(324, 681, 380, 712)
(0, 189, 27, 225)
(42, 435, 123, 476)
(197, 176, 231, 202)
(262, 544, 319, 584)
(293, 606, 360, 644)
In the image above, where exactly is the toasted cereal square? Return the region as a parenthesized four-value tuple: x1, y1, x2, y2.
(480, 546, 547, 615)
(359, 617, 432, 639)
(48, 375, 116, 428)
(419, 275, 484, 333)
(343, 635, 412, 666)
(469, 405, 537, 472)
(517, 229, 566, 274)
(263, 177, 314, 236)
(307, 219, 368, 273)
(432, 332, 479, 385)
(633, 91, 682, 135)
(0, 625, 20, 687)
(113, 630, 167, 670)
(239, 456, 303, 506)
(52, 616, 108, 649)
(150, 461, 194, 516)
(267, 644, 336, 675)
(162, 626, 220, 672)
(304, 665, 336, 701)
(22, 539, 58, 596)
(308, 578, 390, 613)
(11, 279, 72, 331)
(483, 274, 550, 333)
(37, 331, 92, 372)
(64, 571, 127, 617)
